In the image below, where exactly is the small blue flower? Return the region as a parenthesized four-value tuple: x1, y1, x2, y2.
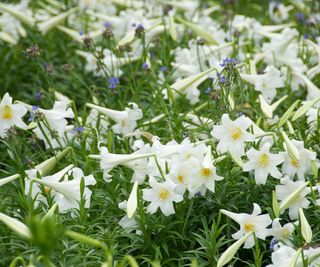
(303, 33, 310, 39)
(71, 126, 84, 135)
(131, 22, 137, 27)
(269, 238, 278, 251)
(108, 77, 120, 90)
(160, 66, 168, 72)
(35, 92, 42, 101)
(220, 57, 238, 68)
(28, 106, 39, 122)
(142, 61, 149, 70)
(104, 21, 111, 28)
(219, 76, 227, 83)
(79, 30, 84, 36)
(295, 13, 305, 23)
(205, 87, 212, 94)
(137, 24, 144, 31)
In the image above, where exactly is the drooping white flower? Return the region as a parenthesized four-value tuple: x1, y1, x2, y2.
(0, 93, 27, 138)
(142, 177, 183, 216)
(86, 102, 143, 135)
(25, 165, 96, 213)
(221, 203, 272, 249)
(211, 114, 254, 157)
(276, 177, 310, 220)
(243, 143, 284, 185)
(269, 218, 295, 243)
(281, 139, 317, 181)
(240, 66, 284, 102)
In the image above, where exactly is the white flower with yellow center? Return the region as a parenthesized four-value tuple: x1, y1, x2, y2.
(0, 93, 27, 138)
(276, 177, 310, 220)
(281, 140, 317, 181)
(269, 218, 294, 243)
(142, 177, 183, 216)
(211, 114, 254, 157)
(187, 146, 223, 196)
(243, 143, 284, 185)
(221, 203, 272, 249)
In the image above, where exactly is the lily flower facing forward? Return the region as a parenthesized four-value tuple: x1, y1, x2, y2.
(0, 93, 27, 138)
(243, 143, 284, 185)
(221, 203, 272, 249)
(142, 177, 183, 216)
(211, 114, 254, 157)
(281, 140, 317, 181)
(240, 66, 284, 103)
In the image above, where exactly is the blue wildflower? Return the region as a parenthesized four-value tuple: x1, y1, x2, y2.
(108, 77, 120, 90)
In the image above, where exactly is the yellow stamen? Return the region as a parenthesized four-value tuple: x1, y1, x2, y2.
(44, 186, 51, 193)
(244, 223, 255, 232)
(159, 189, 169, 200)
(3, 105, 12, 120)
(201, 168, 212, 177)
(231, 128, 242, 140)
(121, 120, 126, 127)
(177, 175, 184, 183)
(291, 159, 300, 168)
(258, 153, 269, 167)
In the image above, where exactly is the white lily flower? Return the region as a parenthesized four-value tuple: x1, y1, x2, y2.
(269, 2, 289, 23)
(211, 114, 254, 157)
(91, 146, 153, 183)
(281, 140, 316, 181)
(26, 165, 96, 213)
(187, 146, 223, 195)
(243, 143, 284, 185)
(240, 66, 284, 103)
(267, 245, 298, 267)
(269, 218, 294, 243)
(276, 177, 310, 220)
(86, 102, 142, 135)
(142, 177, 183, 216)
(221, 203, 272, 249)
(0, 93, 27, 138)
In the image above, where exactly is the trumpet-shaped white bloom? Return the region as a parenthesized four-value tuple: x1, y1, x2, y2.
(240, 66, 284, 102)
(269, 218, 294, 243)
(269, 2, 289, 23)
(267, 245, 297, 267)
(86, 102, 143, 135)
(142, 177, 183, 216)
(0, 93, 27, 138)
(25, 166, 96, 213)
(211, 114, 254, 157)
(281, 140, 317, 181)
(243, 143, 284, 185)
(187, 146, 223, 195)
(276, 177, 311, 220)
(221, 203, 272, 249)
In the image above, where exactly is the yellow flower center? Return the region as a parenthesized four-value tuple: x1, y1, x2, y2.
(3, 105, 12, 120)
(291, 159, 300, 168)
(201, 168, 212, 177)
(244, 223, 255, 232)
(177, 175, 184, 183)
(281, 228, 290, 238)
(159, 189, 169, 200)
(258, 153, 269, 167)
(44, 186, 51, 193)
(121, 120, 126, 127)
(231, 127, 242, 140)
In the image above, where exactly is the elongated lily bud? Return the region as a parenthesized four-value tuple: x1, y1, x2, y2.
(281, 131, 300, 161)
(0, 212, 32, 240)
(278, 100, 300, 127)
(217, 232, 253, 267)
(170, 67, 215, 94)
(0, 3, 35, 27)
(177, 18, 219, 45)
(272, 191, 280, 218)
(0, 32, 17, 45)
(279, 181, 309, 212)
(169, 16, 177, 41)
(65, 230, 102, 247)
(35, 147, 72, 176)
(38, 8, 77, 35)
(288, 248, 302, 267)
(54, 91, 71, 103)
(42, 203, 59, 222)
(127, 181, 139, 219)
(299, 208, 312, 243)
(0, 174, 20, 187)
(259, 94, 287, 118)
(229, 150, 243, 167)
(292, 96, 320, 121)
